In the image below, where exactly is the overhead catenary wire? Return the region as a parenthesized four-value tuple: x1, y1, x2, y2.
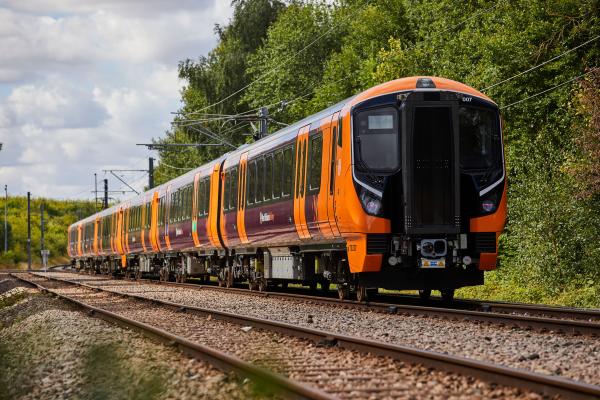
(500, 67, 598, 110)
(481, 34, 600, 92)
(186, 2, 369, 116)
(158, 161, 194, 171)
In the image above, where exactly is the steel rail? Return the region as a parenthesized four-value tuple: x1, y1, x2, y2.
(98, 275, 600, 336)
(24, 272, 600, 400)
(12, 273, 334, 400)
(58, 266, 600, 321)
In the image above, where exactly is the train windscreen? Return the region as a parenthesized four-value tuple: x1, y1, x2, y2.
(459, 106, 503, 190)
(354, 107, 400, 173)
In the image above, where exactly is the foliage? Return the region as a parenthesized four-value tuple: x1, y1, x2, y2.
(0, 196, 96, 267)
(157, 0, 599, 306)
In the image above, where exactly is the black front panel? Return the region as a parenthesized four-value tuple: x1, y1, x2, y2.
(413, 107, 454, 227)
(402, 94, 461, 235)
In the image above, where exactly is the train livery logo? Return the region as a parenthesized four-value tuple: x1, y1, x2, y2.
(259, 211, 274, 224)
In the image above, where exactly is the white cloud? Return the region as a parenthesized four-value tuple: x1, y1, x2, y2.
(0, 0, 232, 199)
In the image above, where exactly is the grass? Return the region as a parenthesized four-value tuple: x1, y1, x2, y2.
(81, 343, 166, 400)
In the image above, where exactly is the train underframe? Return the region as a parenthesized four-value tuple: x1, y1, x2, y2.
(72, 233, 486, 302)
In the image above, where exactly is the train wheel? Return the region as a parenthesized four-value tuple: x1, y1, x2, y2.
(356, 285, 368, 302)
(281, 282, 288, 289)
(321, 281, 330, 293)
(419, 289, 432, 301)
(441, 289, 455, 302)
(135, 270, 142, 281)
(337, 285, 349, 301)
(217, 278, 224, 287)
(309, 282, 318, 292)
(258, 278, 268, 292)
(248, 279, 255, 291)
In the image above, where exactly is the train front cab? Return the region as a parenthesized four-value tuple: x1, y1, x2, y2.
(340, 77, 507, 298)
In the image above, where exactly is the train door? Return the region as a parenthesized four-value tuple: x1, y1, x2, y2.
(237, 152, 249, 244)
(328, 112, 341, 237)
(164, 185, 172, 251)
(77, 223, 83, 256)
(294, 126, 311, 239)
(93, 216, 99, 255)
(192, 173, 201, 247)
(207, 162, 224, 249)
(150, 191, 160, 252)
(124, 203, 131, 253)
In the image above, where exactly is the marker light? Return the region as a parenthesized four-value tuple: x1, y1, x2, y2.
(416, 78, 436, 88)
(360, 189, 382, 216)
(482, 200, 496, 212)
(462, 255, 472, 265)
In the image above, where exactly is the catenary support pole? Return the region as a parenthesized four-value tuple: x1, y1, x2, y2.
(149, 157, 154, 189)
(103, 179, 108, 209)
(94, 173, 98, 209)
(27, 192, 31, 271)
(40, 203, 44, 251)
(4, 185, 7, 253)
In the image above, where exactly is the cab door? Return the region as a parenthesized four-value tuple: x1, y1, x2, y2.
(293, 126, 311, 239)
(237, 152, 249, 244)
(328, 112, 341, 237)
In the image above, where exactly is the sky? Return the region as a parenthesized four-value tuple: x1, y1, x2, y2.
(0, 0, 232, 201)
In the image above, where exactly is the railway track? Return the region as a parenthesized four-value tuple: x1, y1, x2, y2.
(62, 271, 600, 337)
(16, 272, 600, 399)
(56, 266, 600, 323)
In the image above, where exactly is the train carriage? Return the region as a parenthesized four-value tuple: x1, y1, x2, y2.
(68, 76, 507, 301)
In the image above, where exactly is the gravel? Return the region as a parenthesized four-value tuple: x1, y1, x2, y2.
(28, 274, 543, 399)
(0, 275, 257, 400)
(35, 271, 600, 387)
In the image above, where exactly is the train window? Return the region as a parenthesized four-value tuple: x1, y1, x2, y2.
(265, 154, 273, 201)
(231, 167, 238, 211)
(188, 185, 192, 219)
(203, 179, 207, 216)
(196, 180, 204, 217)
(283, 146, 293, 197)
(354, 107, 399, 172)
(309, 134, 322, 191)
(183, 187, 188, 219)
(247, 161, 256, 205)
(273, 151, 282, 199)
(224, 171, 231, 211)
(256, 157, 264, 203)
(330, 126, 337, 195)
(299, 140, 306, 197)
(459, 106, 503, 187)
(338, 116, 343, 147)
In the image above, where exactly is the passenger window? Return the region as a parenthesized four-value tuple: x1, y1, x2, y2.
(224, 171, 231, 211)
(309, 134, 322, 191)
(274, 151, 282, 199)
(265, 155, 273, 201)
(231, 167, 238, 211)
(299, 140, 306, 197)
(330, 127, 337, 195)
(283, 146, 293, 197)
(256, 158, 264, 203)
(247, 161, 256, 205)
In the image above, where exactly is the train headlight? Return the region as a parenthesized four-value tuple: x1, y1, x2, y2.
(359, 188, 382, 216)
(481, 200, 496, 213)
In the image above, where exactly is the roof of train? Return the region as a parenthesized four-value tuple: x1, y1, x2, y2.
(69, 76, 492, 229)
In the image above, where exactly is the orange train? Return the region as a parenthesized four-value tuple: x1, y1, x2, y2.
(68, 76, 507, 301)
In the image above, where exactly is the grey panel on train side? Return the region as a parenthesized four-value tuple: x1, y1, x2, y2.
(264, 247, 304, 280)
